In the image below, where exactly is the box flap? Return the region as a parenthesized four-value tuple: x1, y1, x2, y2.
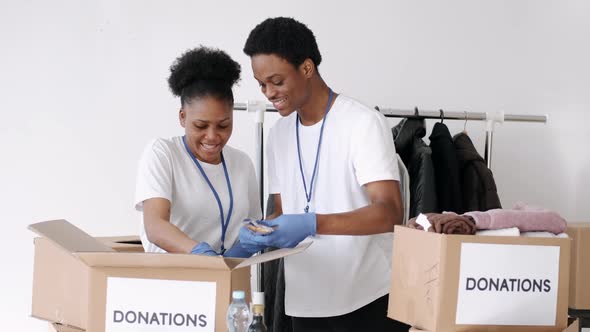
(233, 241, 312, 269)
(96, 235, 141, 245)
(75, 251, 233, 270)
(563, 318, 579, 332)
(95, 235, 144, 252)
(47, 322, 85, 332)
(28, 219, 115, 253)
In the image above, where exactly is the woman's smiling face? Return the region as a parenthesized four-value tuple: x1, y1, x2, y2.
(180, 96, 233, 164)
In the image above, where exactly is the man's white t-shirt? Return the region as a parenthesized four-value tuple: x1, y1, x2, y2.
(135, 136, 262, 253)
(267, 95, 399, 317)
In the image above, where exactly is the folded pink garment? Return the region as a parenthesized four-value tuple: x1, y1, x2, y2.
(464, 208, 567, 234)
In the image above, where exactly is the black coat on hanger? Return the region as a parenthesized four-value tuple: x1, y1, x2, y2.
(453, 132, 502, 212)
(392, 118, 439, 217)
(429, 122, 464, 213)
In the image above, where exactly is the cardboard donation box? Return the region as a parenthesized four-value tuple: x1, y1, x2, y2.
(409, 318, 579, 332)
(567, 222, 590, 309)
(31, 220, 309, 332)
(389, 226, 571, 332)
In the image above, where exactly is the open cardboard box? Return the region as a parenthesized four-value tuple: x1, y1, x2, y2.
(567, 222, 590, 310)
(31, 219, 309, 332)
(389, 226, 571, 332)
(408, 318, 580, 332)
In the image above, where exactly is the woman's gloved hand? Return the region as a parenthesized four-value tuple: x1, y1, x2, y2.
(190, 242, 219, 256)
(239, 213, 316, 249)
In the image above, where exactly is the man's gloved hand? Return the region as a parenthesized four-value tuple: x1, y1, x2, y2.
(240, 213, 317, 249)
(190, 242, 219, 256)
(223, 234, 267, 258)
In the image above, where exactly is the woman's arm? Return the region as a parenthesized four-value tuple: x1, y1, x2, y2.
(143, 197, 198, 253)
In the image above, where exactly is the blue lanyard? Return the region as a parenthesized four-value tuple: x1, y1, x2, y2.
(182, 136, 233, 253)
(296, 89, 334, 213)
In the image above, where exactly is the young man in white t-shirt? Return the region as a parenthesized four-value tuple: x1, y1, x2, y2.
(240, 17, 410, 331)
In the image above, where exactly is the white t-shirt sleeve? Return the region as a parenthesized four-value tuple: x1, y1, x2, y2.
(351, 111, 399, 186)
(134, 139, 173, 211)
(266, 125, 281, 195)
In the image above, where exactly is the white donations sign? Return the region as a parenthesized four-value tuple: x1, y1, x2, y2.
(455, 243, 560, 326)
(105, 277, 216, 332)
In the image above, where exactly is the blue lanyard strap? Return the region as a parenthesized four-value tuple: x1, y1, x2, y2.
(182, 136, 233, 253)
(296, 89, 334, 213)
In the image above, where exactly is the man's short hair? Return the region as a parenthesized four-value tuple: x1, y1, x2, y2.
(243, 17, 322, 68)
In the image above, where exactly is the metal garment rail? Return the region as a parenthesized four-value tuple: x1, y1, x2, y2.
(377, 108, 547, 169)
(235, 102, 547, 292)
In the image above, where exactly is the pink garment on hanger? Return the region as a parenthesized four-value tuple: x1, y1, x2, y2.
(464, 204, 567, 235)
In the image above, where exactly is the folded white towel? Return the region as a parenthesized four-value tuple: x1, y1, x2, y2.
(476, 227, 520, 237)
(521, 231, 570, 238)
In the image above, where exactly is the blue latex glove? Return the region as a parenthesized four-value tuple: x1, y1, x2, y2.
(190, 242, 218, 256)
(240, 213, 317, 249)
(223, 235, 266, 258)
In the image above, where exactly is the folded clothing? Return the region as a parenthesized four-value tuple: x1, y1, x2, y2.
(408, 213, 476, 235)
(476, 227, 520, 237)
(464, 207, 567, 234)
(521, 231, 569, 238)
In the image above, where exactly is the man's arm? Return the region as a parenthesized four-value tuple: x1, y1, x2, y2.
(316, 180, 402, 235)
(268, 180, 402, 235)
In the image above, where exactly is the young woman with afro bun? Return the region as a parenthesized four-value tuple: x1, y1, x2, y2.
(239, 17, 410, 331)
(134, 46, 263, 258)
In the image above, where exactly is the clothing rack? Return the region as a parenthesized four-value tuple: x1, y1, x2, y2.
(376, 108, 547, 169)
(236, 102, 548, 170)
(235, 101, 547, 293)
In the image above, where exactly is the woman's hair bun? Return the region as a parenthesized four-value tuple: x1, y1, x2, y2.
(168, 46, 241, 97)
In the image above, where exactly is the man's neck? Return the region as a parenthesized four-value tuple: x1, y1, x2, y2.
(297, 80, 334, 126)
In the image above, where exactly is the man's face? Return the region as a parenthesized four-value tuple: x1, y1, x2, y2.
(179, 96, 233, 164)
(251, 54, 311, 117)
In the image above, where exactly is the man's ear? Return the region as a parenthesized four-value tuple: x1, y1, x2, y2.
(300, 58, 315, 78)
(179, 108, 186, 127)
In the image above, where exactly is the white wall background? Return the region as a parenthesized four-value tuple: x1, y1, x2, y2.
(1, 0, 588, 330)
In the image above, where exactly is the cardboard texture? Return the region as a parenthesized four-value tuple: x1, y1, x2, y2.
(49, 323, 85, 332)
(389, 226, 571, 332)
(409, 318, 580, 332)
(30, 219, 309, 332)
(567, 222, 590, 309)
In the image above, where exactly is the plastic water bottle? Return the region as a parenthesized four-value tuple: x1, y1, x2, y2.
(226, 290, 251, 332)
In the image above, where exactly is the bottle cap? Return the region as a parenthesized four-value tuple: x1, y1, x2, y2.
(252, 291, 264, 305)
(232, 290, 245, 300)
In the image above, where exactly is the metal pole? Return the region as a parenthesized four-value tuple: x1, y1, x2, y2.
(255, 121, 264, 292)
(235, 103, 548, 124)
(484, 130, 494, 169)
(247, 100, 267, 294)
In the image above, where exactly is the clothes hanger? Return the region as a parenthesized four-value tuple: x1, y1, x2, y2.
(439, 109, 444, 123)
(463, 111, 469, 134)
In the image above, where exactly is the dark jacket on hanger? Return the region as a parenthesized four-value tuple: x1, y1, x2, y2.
(429, 122, 464, 213)
(453, 132, 502, 212)
(392, 118, 439, 217)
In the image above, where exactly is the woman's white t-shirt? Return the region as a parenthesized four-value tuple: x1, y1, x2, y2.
(135, 136, 262, 253)
(267, 95, 399, 317)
